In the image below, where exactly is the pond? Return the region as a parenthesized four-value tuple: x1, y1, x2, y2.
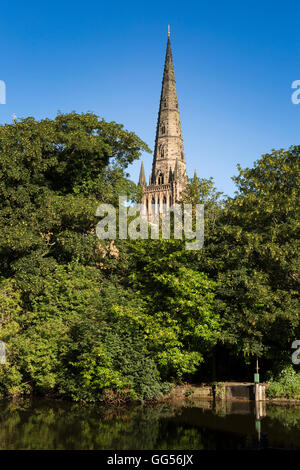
(0, 398, 300, 450)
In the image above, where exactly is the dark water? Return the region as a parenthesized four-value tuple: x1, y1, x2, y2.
(1, 398, 300, 450)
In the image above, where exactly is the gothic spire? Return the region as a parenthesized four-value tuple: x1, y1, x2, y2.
(150, 31, 186, 185)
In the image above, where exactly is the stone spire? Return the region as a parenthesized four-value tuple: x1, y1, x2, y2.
(150, 31, 186, 185)
(138, 161, 146, 185)
(140, 31, 188, 219)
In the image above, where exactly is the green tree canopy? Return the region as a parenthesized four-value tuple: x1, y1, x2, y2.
(197, 147, 300, 362)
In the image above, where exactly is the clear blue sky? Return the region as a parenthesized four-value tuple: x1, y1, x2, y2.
(1, 0, 300, 196)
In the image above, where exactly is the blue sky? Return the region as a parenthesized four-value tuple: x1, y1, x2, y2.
(1, 0, 300, 196)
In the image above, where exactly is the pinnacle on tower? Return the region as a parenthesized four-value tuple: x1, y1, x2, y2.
(193, 169, 198, 182)
(138, 162, 146, 186)
(174, 158, 179, 180)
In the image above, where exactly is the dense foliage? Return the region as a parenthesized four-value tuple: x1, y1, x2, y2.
(196, 148, 300, 363)
(266, 366, 300, 399)
(0, 112, 299, 401)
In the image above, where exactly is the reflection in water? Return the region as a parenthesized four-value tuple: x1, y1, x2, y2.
(1, 398, 300, 450)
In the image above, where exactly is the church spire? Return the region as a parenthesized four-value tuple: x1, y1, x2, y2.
(151, 31, 186, 185)
(138, 161, 146, 186)
(140, 31, 188, 220)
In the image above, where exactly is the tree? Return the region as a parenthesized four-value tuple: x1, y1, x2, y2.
(127, 239, 220, 380)
(197, 147, 300, 368)
(0, 112, 150, 291)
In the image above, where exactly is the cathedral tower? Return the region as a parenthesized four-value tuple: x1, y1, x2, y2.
(139, 29, 187, 218)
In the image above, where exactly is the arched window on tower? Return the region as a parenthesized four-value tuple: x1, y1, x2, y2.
(158, 173, 164, 185)
(161, 124, 166, 134)
(181, 151, 184, 160)
(159, 145, 165, 158)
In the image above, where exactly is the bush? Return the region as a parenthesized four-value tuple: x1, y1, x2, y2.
(266, 366, 300, 399)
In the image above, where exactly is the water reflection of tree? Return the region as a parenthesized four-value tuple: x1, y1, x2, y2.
(0, 400, 206, 450)
(6, 399, 294, 450)
(267, 405, 300, 430)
